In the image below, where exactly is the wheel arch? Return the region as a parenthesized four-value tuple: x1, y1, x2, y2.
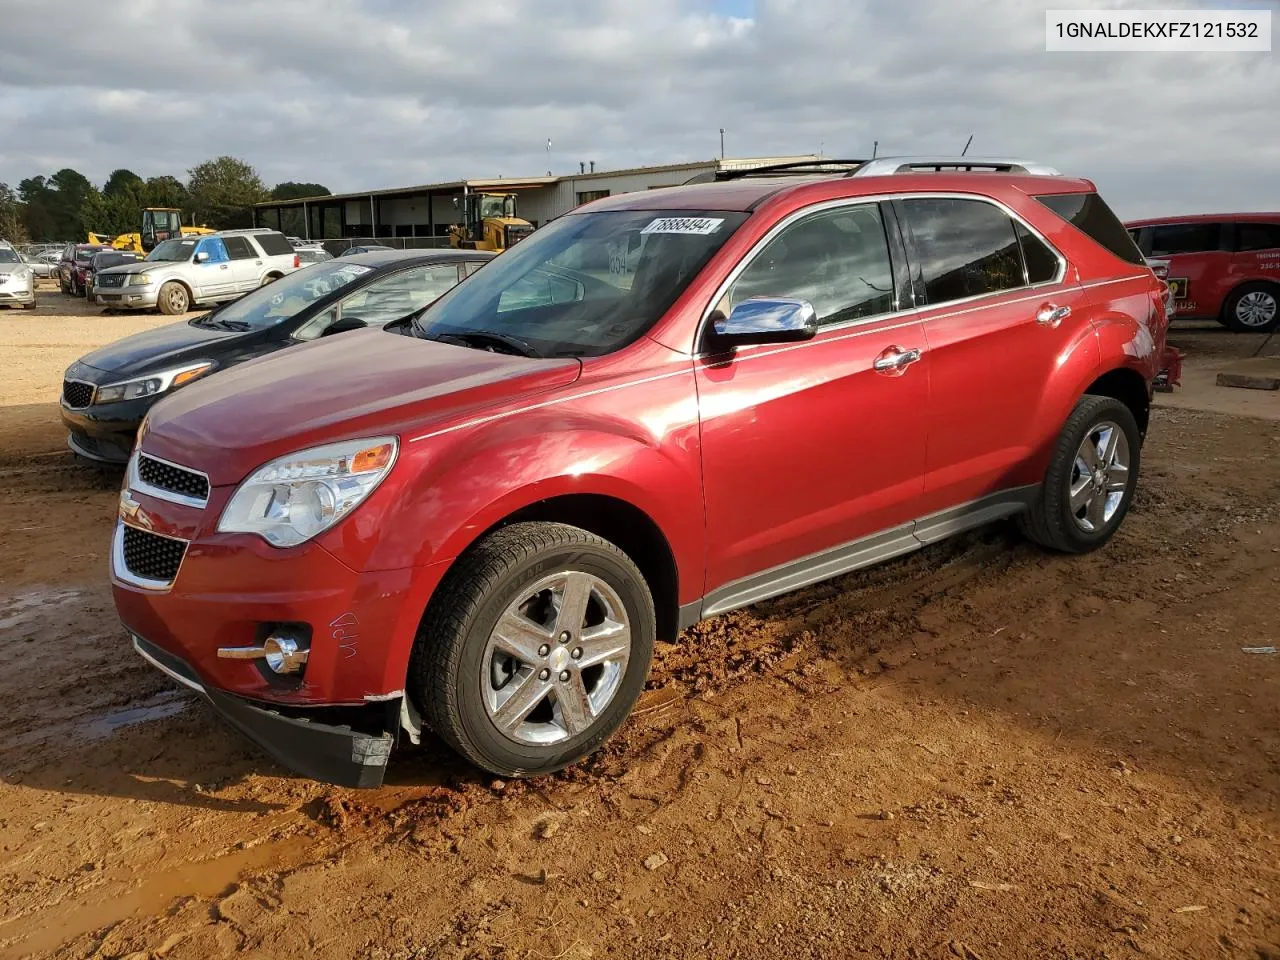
(1082, 366, 1150, 439)
(435, 493, 682, 643)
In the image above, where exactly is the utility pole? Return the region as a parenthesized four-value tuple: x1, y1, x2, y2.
(719, 128, 725, 160)
(546, 138, 552, 175)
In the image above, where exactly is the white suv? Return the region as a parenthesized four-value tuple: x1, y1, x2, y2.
(93, 229, 301, 315)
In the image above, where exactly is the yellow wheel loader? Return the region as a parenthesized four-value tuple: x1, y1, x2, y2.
(448, 193, 533, 253)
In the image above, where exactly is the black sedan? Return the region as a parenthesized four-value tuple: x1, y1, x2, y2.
(60, 248, 492, 463)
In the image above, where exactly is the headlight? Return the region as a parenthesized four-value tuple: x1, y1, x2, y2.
(128, 273, 154, 286)
(94, 361, 213, 404)
(218, 437, 398, 547)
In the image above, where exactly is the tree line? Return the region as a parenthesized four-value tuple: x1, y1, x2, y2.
(0, 156, 330, 244)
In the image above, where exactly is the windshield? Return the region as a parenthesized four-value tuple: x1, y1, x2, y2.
(93, 253, 137, 270)
(207, 261, 376, 331)
(0, 249, 19, 264)
(415, 209, 747, 357)
(476, 195, 514, 220)
(147, 238, 198, 262)
(76, 247, 103, 262)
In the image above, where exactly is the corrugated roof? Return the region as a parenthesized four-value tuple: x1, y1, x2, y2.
(252, 156, 820, 208)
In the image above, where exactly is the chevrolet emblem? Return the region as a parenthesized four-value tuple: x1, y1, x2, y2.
(119, 490, 141, 521)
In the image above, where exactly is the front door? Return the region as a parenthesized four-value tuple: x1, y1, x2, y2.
(895, 195, 1096, 518)
(1138, 221, 1229, 318)
(192, 237, 233, 298)
(695, 200, 929, 605)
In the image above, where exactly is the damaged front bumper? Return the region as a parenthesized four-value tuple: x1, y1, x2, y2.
(132, 633, 397, 788)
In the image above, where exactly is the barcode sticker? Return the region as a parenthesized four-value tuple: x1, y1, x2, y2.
(640, 217, 725, 236)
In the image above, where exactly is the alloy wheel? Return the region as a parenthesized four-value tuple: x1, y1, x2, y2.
(1235, 290, 1277, 329)
(1069, 420, 1130, 533)
(481, 570, 631, 745)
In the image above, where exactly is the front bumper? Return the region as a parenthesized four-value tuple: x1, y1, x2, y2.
(94, 284, 158, 309)
(61, 394, 155, 465)
(0, 281, 35, 304)
(131, 633, 396, 788)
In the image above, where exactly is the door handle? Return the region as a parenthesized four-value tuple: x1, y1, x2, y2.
(1036, 303, 1071, 327)
(873, 346, 922, 372)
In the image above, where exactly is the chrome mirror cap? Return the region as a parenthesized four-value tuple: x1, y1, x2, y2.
(712, 297, 818, 346)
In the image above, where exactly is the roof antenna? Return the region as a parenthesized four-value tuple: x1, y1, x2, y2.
(871, 140, 878, 159)
(961, 134, 974, 156)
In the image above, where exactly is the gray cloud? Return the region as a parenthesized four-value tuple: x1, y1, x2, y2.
(0, 0, 1276, 217)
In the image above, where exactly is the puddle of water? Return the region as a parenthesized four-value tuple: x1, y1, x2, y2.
(0, 588, 83, 632)
(0, 834, 313, 957)
(8, 690, 194, 750)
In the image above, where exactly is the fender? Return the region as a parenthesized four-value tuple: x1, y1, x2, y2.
(317, 364, 705, 603)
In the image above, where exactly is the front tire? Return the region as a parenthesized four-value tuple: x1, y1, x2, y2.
(157, 281, 189, 316)
(1019, 395, 1141, 554)
(1223, 282, 1279, 333)
(409, 522, 656, 777)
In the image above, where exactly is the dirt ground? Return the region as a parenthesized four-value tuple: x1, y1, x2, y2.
(2, 288, 1278, 960)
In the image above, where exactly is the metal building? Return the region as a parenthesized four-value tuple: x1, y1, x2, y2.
(250, 156, 817, 252)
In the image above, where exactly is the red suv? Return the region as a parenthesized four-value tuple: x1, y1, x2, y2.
(112, 158, 1169, 787)
(1125, 214, 1280, 332)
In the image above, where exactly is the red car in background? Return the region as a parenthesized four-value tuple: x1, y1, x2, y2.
(57, 243, 111, 296)
(1126, 214, 1280, 332)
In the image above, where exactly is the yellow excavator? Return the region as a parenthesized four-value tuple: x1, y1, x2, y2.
(88, 208, 215, 254)
(448, 193, 533, 253)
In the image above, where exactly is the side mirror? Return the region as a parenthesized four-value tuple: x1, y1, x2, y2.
(321, 316, 369, 337)
(711, 297, 818, 347)
(194, 251, 209, 263)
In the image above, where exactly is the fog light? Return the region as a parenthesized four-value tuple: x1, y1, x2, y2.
(263, 633, 309, 674)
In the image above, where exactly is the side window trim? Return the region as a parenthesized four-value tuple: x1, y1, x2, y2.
(696, 191, 1068, 353)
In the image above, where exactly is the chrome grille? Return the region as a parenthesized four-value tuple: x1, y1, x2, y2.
(63, 380, 95, 408)
(138, 454, 210, 503)
(120, 525, 187, 584)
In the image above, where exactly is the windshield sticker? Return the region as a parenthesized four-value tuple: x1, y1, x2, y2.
(333, 264, 374, 278)
(640, 217, 725, 236)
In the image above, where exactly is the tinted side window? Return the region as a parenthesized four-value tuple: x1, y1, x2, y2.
(1236, 222, 1280, 252)
(223, 236, 257, 260)
(1035, 192, 1146, 265)
(727, 202, 895, 326)
(1147, 223, 1222, 256)
(1015, 222, 1061, 284)
(900, 198, 1022, 305)
(254, 232, 295, 256)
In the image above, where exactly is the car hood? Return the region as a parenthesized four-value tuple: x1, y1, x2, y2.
(75, 319, 242, 377)
(100, 261, 169, 277)
(141, 329, 583, 486)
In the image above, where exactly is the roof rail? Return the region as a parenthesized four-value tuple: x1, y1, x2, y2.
(849, 156, 1062, 177)
(690, 159, 870, 184)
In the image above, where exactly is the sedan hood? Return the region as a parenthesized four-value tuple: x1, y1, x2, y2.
(142, 329, 583, 486)
(75, 319, 241, 377)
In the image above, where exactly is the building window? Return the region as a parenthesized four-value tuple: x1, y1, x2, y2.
(576, 190, 610, 206)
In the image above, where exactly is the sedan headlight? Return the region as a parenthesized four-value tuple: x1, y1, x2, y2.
(94, 361, 214, 404)
(128, 273, 154, 286)
(218, 437, 398, 547)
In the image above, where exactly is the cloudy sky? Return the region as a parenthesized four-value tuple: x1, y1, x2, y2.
(0, 0, 1276, 218)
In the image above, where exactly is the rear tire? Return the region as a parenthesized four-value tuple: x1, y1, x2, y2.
(1019, 395, 1141, 554)
(1223, 282, 1279, 333)
(157, 281, 189, 316)
(409, 522, 656, 777)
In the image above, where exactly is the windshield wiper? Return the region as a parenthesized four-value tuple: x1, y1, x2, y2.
(427, 330, 541, 358)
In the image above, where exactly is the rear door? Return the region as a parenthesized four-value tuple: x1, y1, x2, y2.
(896, 195, 1095, 521)
(222, 235, 263, 292)
(1141, 221, 1229, 318)
(695, 199, 930, 603)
